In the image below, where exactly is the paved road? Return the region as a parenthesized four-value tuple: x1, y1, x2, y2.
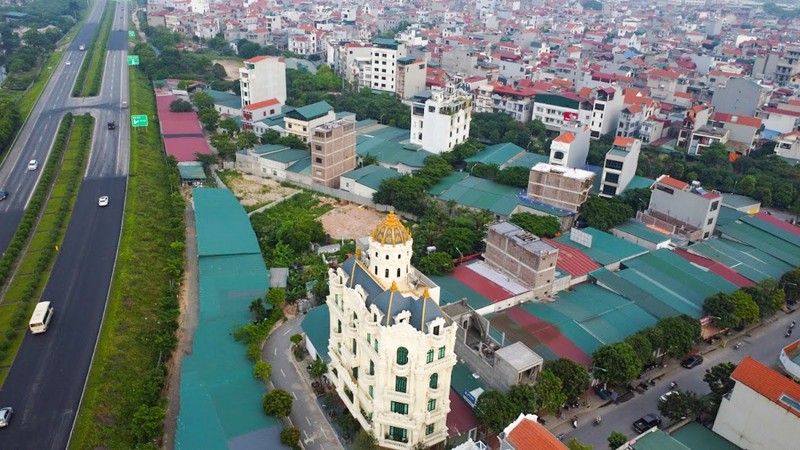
(264, 317, 344, 450)
(0, 0, 132, 448)
(559, 309, 800, 447)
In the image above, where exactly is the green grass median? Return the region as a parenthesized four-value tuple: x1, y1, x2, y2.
(73, 1, 114, 97)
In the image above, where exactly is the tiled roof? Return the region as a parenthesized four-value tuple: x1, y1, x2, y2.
(657, 175, 689, 190)
(712, 112, 762, 128)
(554, 132, 576, 144)
(613, 136, 636, 147)
(732, 356, 800, 418)
(244, 98, 280, 110)
(506, 415, 567, 450)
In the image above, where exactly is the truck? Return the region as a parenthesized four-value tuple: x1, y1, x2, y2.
(79, 44, 85, 51)
(107, 120, 116, 130)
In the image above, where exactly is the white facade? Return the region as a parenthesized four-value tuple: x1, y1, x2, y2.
(599, 137, 641, 198)
(548, 121, 591, 168)
(532, 94, 591, 131)
(370, 39, 408, 94)
(239, 56, 287, 107)
(326, 213, 457, 449)
(409, 90, 472, 154)
(648, 175, 721, 240)
(776, 132, 800, 160)
(589, 87, 624, 139)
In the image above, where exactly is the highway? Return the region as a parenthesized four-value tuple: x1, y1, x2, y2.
(0, 0, 131, 448)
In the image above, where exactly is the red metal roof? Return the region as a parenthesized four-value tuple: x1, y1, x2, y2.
(446, 390, 479, 438)
(658, 175, 689, 190)
(754, 212, 800, 237)
(542, 238, 601, 278)
(163, 136, 212, 162)
(672, 249, 756, 287)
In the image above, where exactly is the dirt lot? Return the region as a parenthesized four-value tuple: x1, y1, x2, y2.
(225, 174, 300, 207)
(212, 59, 244, 81)
(319, 201, 386, 240)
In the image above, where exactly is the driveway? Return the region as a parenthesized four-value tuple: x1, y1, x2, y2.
(264, 317, 344, 450)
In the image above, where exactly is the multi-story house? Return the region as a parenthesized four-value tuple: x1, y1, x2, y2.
(483, 222, 559, 298)
(687, 125, 730, 157)
(242, 99, 281, 132)
(396, 57, 427, 100)
(491, 53, 534, 81)
(310, 118, 357, 188)
(616, 88, 659, 139)
(711, 77, 768, 117)
(408, 89, 472, 154)
(588, 86, 624, 139)
(370, 38, 408, 94)
(526, 163, 595, 212)
(474, 81, 537, 123)
(532, 93, 592, 132)
(326, 212, 458, 450)
(775, 131, 800, 160)
(641, 175, 721, 241)
(774, 46, 800, 87)
(239, 56, 286, 107)
(709, 112, 762, 156)
(677, 103, 713, 149)
(599, 136, 642, 198)
(284, 101, 336, 144)
(548, 120, 591, 168)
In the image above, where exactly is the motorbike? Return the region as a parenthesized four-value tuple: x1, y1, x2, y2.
(670, 381, 677, 389)
(572, 416, 578, 428)
(734, 342, 742, 350)
(594, 416, 602, 426)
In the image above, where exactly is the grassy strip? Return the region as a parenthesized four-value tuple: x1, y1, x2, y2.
(73, 2, 114, 97)
(0, 113, 94, 385)
(69, 63, 185, 449)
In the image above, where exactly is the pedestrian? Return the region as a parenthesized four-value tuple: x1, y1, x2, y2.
(791, 320, 796, 329)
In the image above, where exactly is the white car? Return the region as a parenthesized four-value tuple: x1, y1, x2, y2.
(0, 406, 12, 428)
(65, 60, 71, 66)
(98, 196, 109, 207)
(27, 160, 38, 171)
(659, 390, 678, 403)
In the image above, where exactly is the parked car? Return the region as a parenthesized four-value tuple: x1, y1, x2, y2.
(98, 196, 109, 207)
(0, 406, 13, 428)
(27, 160, 38, 171)
(659, 390, 678, 403)
(681, 354, 704, 369)
(632, 413, 662, 433)
(0, 190, 7, 201)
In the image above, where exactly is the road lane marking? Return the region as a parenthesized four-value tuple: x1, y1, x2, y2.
(283, 328, 291, 335)
(293, 391, 298, 400)
(274, 348, 277, 356)
(306, 416, 311, 426)
(281, 368, 286, 378)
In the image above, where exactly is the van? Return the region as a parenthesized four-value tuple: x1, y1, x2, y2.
(29, 301, 54, 334)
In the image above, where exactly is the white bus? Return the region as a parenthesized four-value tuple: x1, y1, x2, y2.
(29, 301, 54, 334)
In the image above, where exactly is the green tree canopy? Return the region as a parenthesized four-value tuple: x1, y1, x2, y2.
(656, 315, 700, 359)
(267, 288, 286, 310)
(703, 292, 738, 330)
(237, 130, 259, 149)
(592, 342, 641, 386)
(507, 382, 540, 415)
(580, 196, 634, 231)
(657, 390, 700, 421)
(416, 251, 455, 275)
(510, 212, 562, 238)
(280, 427, 301, 447)
(545, 359, 590, 404)
(608, 431, 628, 448)
(262, 389, 293, 418)
(474, 390, 518, 433)
(780, 268, 800, 304)
(198, 107, 220, 130)
(744, 278, 786, 318)
(730, 290, 759, 327)
(170, 98, 193, 112)
(625, 330, 654, 367)
(533, 370, 567, 415)
(192, 90, 215, 109)
(219, 117, 240, 135)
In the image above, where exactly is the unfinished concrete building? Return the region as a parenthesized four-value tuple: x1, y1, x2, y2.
(484, 222, 559, 298)
(310, 118, 357, 188)
(526, 162, 595, 212)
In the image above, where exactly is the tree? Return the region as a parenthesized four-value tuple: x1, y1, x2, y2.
(625, 331, 654, 367)
(198, 107, 220, 130)
(565, 438, 593, 450)
(192, 90, 215, 109)
(417, 251, 455, 275)
(737, 175, 756, 196)
(361, 153, 379, 166)
(254, 361, 272, 382)
(510, 212, 562, 238)
(353, 429, 379, 450)
(699, 142, 729, 166)
(437, 226, 482, 259)
(744, 278, 786, 318)
(591, 342, 641, 386)
(309, 358, 328, 379)
(656, 315, 700, 359)
(170, 98, 193, 112)
(280, 427, 301, 447)
(474, 390, 518, 433)
(262, 389, 293, 417)
(781, 268, 800, 304)
(219, 117, 240, 135)
(267, 288, 287, 310)
(249, 298, 269, 322)
(703, 293, 738, 330)
(546, 359, 590, 404)
(608, 431, 628, 449)
(657, 390, 699, 421)
(619, 188, 652, 212)
(237, 130, 259, 149)
(580, 196, 634, 231)
(704, 362, 737, 400)
(507, 383, 539, 415)
(730, 290, 759, 327)
(533, 369, 568, 415)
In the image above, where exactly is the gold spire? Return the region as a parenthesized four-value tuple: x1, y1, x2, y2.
(355, 247, 362, 257)
(370, 210, 411, 246)
(390, 280, 398, 291)
(422, 287, 430, 299)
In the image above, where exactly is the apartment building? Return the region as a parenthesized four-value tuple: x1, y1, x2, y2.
(370, 38, 408, 94)
(599, 136, 642, 198)
(526, 163, 595, 212)
(677, 104, 713, 149)
(474, 81, 537, 123)
(532, 93, 592, 132)
(284, 101, 336, 144)
(483, 222, 559, 298)
(548, 120, 591, 168)
(310, 118, 357, 188)
(396, 57, 427, 99)
(687, 125, 730, 157)
(242, 99, 281, 132)
(617, 89, 659, 139)
(326, 213, 457, 450)
(588, 87, 624, 139)
(709, 112, 762, 156)
(642, 175, 721, 241)
(239, 56, 287, 107)
(409, 89, 472, 154)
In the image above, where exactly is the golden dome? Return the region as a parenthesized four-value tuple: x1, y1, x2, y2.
(371, 211, 411, 246)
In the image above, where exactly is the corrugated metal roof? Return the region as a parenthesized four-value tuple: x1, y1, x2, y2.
(428, 172, 469, 196)
(284, 101, 332, 121)
(301, 305, 330, 362)
(507, 152, 550, 169)
(261, 148, 311, 163)
(464, 142, 526, 166)
(688, 238, 791, 281)
(742, 214, 800, 248)
(614, 221, 672, 244)
(343, 165, 402, 190)
(194, 188, 261, 257)
(718, 221, 800, 266)
(555, 227, 648, 265)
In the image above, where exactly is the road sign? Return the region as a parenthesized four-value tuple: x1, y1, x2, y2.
(127, 55, 139, 65)
(128, 30, 135, 38)
(131, 115, 148, 127)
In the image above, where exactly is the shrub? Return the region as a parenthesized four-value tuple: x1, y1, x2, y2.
(253, 361, 272, 383)
(280, 427, 301, 447)
(262, 389, 293, 418)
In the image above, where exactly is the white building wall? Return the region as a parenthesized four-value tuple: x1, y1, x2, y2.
(713, 383, 800, 450)
(649, 182, 720, 238)
(239, 57, 287, 106)
(409, 91, 472, 154)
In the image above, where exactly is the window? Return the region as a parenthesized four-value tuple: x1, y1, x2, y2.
(602, 185, 617, 196)
(390, 401, 409, 415)
(429, 373, 438, 389)
(427, 349, 434, 363)
(369, 385, 374, 398)
(707, 218, 714, 225)
(427, 399, 436, 411)
(605, 173, 620, 183)
(553, 151, 564, 160)
(438, 346, 446, 359)
(433, 325, 440, 335)
(397, 268, 401, 276)
(375, 339, 379, 352)
(389, 426, 407, 440)
(710, 201, 719, 211)
(353, 367, 358, 379)
(395, 376, 407, 393)
(605, 160, 624, 170)
(426, 423, 434, 435)
(315, 157, 322, 163)
(337, 320, 342, 334)
(397, 347, 409, 365)
(369, 360, 375, 375)
(367, 333, 371, 344)
(352, 339, 357, 356)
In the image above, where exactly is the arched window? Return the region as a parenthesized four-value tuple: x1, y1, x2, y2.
(554, 151, 565, 160)
(429, 373, 438, 389)
(385, 254, 389, 260)
(397, 268, 401, 277)
(374, 266, 378, 275)
(385, 268, 389, 277)
(396, 347, 409, 365)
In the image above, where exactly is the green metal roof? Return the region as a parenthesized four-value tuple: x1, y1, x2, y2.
(178, 162, 206, 181)
(627, 175, 655, 190)
(450, 361, 488, 396)
(688, 238, 790, 281)
(614, 221, 672, 244)
(342, 164, 402, 190)
(623, 430, 692, 450)
(534, 93, 581, 109)
(721, 193, 760, 209)
(670, 422, 743, 450)
(465, 142, 525, 166)
(301, 305, 330, 362)
(740, 215, 800, 248)
(716, 206, 747, 227)
(427, 273, 493, 310)
(507, 152, 549, 169)
(193, 188, 261, 257)
(717, 221, 800, 266)
(373, 38, 399, 49)
(284, 101, 333, 121)
(607, 148, 631, 158)
(286, 157, 311, 174)
(252, 144, 291, 154)
(428, 172, 469, 196)
(261, 149, 310, 163)
(554, 227, 648, 265)
(592, 268, 684, 319)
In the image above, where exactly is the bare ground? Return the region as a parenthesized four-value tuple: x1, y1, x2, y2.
(225, 173, 301, 207)
(319, 202, 386, 240)
(212, 59, 244, 81)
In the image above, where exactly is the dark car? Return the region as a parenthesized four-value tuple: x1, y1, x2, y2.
(0, 190, 7, 201)
(681, 354, 704, 369)
(632, 413, 662, 433)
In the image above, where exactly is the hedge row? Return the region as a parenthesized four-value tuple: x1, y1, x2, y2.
(0, 113, 95, 370)
(72, 2, 114, 97)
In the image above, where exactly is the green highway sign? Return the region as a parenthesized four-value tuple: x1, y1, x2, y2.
(128, 30, 135, 38)
(131, 115, 148, 127)
(127, 55, 139, 65)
